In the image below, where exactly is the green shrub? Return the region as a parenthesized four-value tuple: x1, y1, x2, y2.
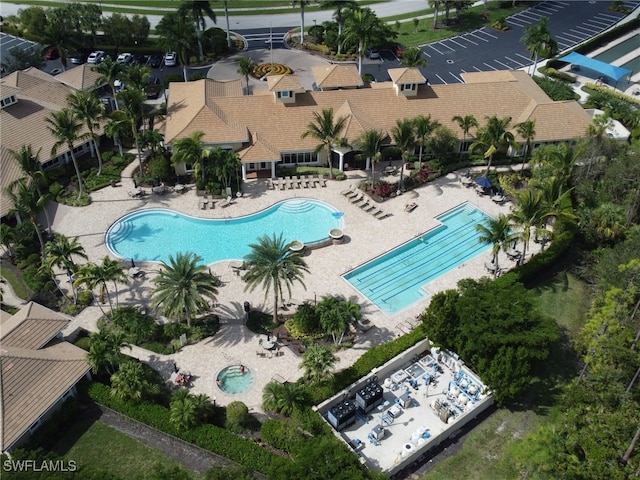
(260, 418, 305, 453)
(533, 76, 579, 101)
(189, 72, 206, 81)
(225, 401, 251, 433)
(49, 181, 63, 197)
(246, 310, 276, 334)
(163, 73, 184, 89)
(74, 336, 91, 351)
(543, 67, 576, 83)
(77, 289, 94, 306)
(585, 82, 640, 108)
(147, 154, 172, 181)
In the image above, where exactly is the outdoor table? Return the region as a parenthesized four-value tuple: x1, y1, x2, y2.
(132, 187, 143, 197)
(128, 267, 141, 278)
(174, 184, 185, 193)
(152, 185, 165, 195)
(384, 166, 396, 175)
(263, 340, 276, 350)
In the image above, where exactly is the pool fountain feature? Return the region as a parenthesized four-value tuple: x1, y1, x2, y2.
(216, 365, 254, 395)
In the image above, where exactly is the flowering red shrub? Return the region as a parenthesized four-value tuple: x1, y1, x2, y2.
(373, 182, 396, 198)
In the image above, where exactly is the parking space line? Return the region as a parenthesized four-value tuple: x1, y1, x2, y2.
(556, 41, 573, 50)
(435, 73, 447, 84)
(519, 11, 544, 21)
(572, 26, 595, 35)
(515, 53, 532, 63)
(536, 4, 562, 13)
(478, 28, 497, 40)
(468, 31, 490, 43)
(483, 63, 498, 71)
(588, 17, 614, 27)
(421, 49, 432, 58)
(473, 66, 482, 72)
(447, 38, 467, 49)
(437, 41, 456, 52)
(505, 56, 525, 67)
(449, 72, 463, 83)
(427, 44, 445, 55)
(459, 35, 478, 46)
(598, 13, 622, 21)
(507, 19, 528, 28)
(494, 59, 512, 69)
(561, 32, 587, 41)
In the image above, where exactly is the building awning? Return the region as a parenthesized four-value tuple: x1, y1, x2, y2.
(558, 52, 632, 82)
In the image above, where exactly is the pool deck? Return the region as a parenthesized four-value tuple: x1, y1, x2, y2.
(51, 160, 531, 413)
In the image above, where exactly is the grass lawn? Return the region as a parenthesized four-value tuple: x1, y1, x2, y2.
(423, 408, 543, 480)
(53, 418, 196, 480)
(532, 271, 591, 340)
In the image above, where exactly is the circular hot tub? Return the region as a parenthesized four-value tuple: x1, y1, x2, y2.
(216, 365, 254, 394)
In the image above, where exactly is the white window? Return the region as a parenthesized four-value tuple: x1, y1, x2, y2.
(401, 83, 415, 91)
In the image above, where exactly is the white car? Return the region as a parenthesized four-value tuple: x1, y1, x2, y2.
(114, 79, 125, 92)
(87, 51, 105, 64)
(116, 53, 133, 64)
(164, 52, 177, 67)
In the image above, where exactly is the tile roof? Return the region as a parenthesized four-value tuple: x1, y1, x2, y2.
(0, 146, 22, 217)
(0, 302, 90, 452)
(312, 64, 364, 89)
(388, 67, 427, 84)
(164, 70, 593, 164)
(55, 64, 105, 91)
(267, 74, 304, 92)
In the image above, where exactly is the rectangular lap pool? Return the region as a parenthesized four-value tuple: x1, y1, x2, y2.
(343, 203, 491, 315)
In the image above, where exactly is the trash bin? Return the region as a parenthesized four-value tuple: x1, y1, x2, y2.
(243, 301, 251, 313)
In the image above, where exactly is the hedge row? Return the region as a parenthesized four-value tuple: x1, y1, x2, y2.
(584, 83, 640, 108)
(83, 382, 290, 474)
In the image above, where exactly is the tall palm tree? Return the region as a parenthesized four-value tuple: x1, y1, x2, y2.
(510, 189, 545, 265)
(316, 296, 355, 346)
(413, 114, 440, 168)
(179, 0, 216, 62)
(43, 234, 87, 277)
(391, 118, 416, 194)
(237, 56, 255, 95)
(341, 7, 384, 74)
(301, 343, 337, 383)
(170, 391, 198, 430)
(470, 115, 516, 174)
(210, 148, 241, 193)
(262, 380, 307, 416)
(452, 114, 479, 162)
(432, 0, 441, 29)
(67, 91, 106, 175)
(117, 88, 147, 174)
(301, 108, 348, 180)
(222, 0, 233, 48)
(521, 17, 558, 76)
(171, 131, 209, 184)
(121, 63, 151, 91)
(515, 119, 536, 173)
(92, 56, 124, 109)
(40, 23, 76, 72)
(10, 145, 52, 233)
(0, 224, 16, 263)
(292, 0, 311, 44)
(319, 0, 357, 54)
(152, 252, 218, 327)
(88, 329, 130, 375)
(400, 46, 428, 68)
(46, 108, 87, 201)
(355, 129, 385, 188)
(105, 110, 131, 157)
(476, 214, 513, 279)
(75, 256, 127, 314)
(157, 11, 196, 82)
(110, 361, 149, 403)
(6, 180, 50, 254)
(242, 233, 309, 324)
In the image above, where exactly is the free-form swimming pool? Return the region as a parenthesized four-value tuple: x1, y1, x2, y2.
(343, 203, 491, 316)
(106, 198, 343, 264)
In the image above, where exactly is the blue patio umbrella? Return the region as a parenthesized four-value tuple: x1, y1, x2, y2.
(475, 176, 492, 188)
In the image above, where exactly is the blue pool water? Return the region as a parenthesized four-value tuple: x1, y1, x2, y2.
(216, 365, 254, 394)
(106, 198, 343, 264)
(593, 35, 639, 64)
(343, 204, 492, 316)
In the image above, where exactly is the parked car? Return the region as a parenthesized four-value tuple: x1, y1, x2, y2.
(44, 47, 59, 60)
(145, 76, 162, 99)
(164, 52, 177, 67)
(87, 51, 105, 64)
(69, 48, 91, 64)
(114, 79, 125, 92)
(131, 54, 148, 65)
(394, 44, 406, 58)
(365, 47, 381, 59)
(116, 53, 133, 64)
(147, 54, 162, 68)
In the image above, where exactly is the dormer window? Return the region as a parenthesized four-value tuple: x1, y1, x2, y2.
(0, 95, 17, 109)
(277, 90, 291, 98)
(401, 83, 416, 92)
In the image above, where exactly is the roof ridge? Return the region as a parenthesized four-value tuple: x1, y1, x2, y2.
(206, 98, 247, 138)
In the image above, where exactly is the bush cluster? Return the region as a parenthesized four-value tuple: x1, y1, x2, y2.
(543, 67, 576, 83)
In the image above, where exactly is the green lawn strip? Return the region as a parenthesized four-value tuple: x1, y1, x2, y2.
(532, 271, 590, 340)
(1, 268, 31, 300)
(423, 408, 545, 480)
(53, 418, 197, 479)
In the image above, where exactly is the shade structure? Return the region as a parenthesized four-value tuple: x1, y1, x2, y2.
(558, 52, 632, 83)
(475, 176, 492, 188)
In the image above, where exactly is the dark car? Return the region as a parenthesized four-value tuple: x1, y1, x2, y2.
(131, 54, 148, 65)
(147, 54, 162, 68)
(69, 47, 91, 65)
(145, 77, 162, 99)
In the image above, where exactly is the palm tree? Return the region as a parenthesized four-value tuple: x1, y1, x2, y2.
(391, 118, 416, 194)
(316, 296, 357, 346)
(88, 329, 130, 375)
(170, 391, 198, 430)
(242, 233, 309, 324)
(0, 224, 16, 263)
(6, 180, 50, 254)
(452, 114, 479, 162)
(301, 343, 337, 383)
(222, 0, 233, 48)
(476, 214, 513, 278)
(292, 0, 311, 44)
(75, 256, 127, 314)
(10, 145, 52, 233)
(341, 7, 384, 74)
(117, 88, 147, 174)
(92, 56, 124, 109)
(171, 131, 209, 184)
(432, 0, 442, 29)
(152, 252, 218, 327)
(355, 129, 385, 188)
(237, 56, 255, 95)
(413, 114, 440, 168)
(105, 110, 130, 157)
(43, 234, 87, 276)
(157, 11, 196, 82)
(515, 119, 536, 173)
(470, 115, 516, 174)
(400, 46, 428, 68)
(262, 381, 307, 416)
(510, 189, 545, 265)
(46, 108, 87, 201)
(40, 23, 76, 72)
(301, 108, 348, 180)
(110, 361, 149, 403)
(319, 0, 357, 54)
(179, 0, 216, 62)
(521, 17, 558, 76)
(589, 203, 627, 244)
(121, 64, 151, 91)
(67, 91, 106, 175)
(210, 148, 242, 193)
